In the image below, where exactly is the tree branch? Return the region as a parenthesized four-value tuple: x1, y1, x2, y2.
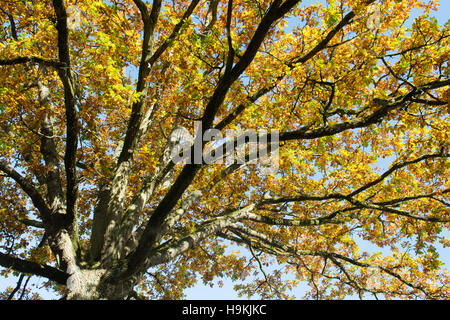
(0, 252, 68, 285)
(0, 57, 64, 69)
(7, 274, 25, 300)
(14, 214, 45, 229)
(279, 79, 450, 142)
(242, 211, 344, 227)
(0, 161, 51, 222)
(38, 82, 65, 215)
(138, 204, 255, 269)
(99, 0, 165, 267)
(0, 8, 18, 40)
(349, 152, 448, 197)
(147, 0, 201, 67)
(52, 0, 79, 225)
(116, 0, 163, 165)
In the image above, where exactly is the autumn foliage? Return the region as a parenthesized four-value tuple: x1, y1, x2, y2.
(0, 0, 449, 299)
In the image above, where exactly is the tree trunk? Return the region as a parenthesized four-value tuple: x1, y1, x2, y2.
(66, 267, 136, 300)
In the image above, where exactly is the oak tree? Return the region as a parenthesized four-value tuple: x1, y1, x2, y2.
(0, 0, 449, 299)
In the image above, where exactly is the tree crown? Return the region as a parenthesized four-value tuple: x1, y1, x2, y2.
(0, 0, 449, 300)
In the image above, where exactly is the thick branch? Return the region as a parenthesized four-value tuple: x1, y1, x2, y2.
(142, 204, 255, 268)
(0, 252, 68, 285)
(243, 211, 344, 227)
(52, 0, 79, 224)
(38, 82, 64, 214)
(0, 161, 51, 222)
(116, 0, 163, 165)
(374, 189, 450, 206)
